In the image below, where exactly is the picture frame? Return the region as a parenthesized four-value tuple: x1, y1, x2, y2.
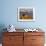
(18, 7, 35, 21)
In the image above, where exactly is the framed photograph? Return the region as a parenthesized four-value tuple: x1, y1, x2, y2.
(18, 7, 35, 21)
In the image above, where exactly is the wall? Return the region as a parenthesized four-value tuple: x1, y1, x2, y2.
(0, 0, 46, 29)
